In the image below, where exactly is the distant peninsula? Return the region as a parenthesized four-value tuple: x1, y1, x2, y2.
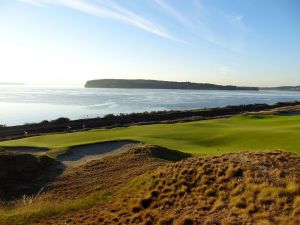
(85, 79, 259, 91)
(262, 86, 300, 91)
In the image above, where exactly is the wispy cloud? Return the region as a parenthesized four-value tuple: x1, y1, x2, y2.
(152, 0, 194, 28)
(20, 0, 249, 52)
(151, 0, 233, 49)
(193, 2, 248, 53)
(20, 0, 180, 42)
(151, 0, 248, 53)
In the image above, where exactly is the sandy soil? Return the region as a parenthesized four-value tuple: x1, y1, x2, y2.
(57, 141, 142, 167)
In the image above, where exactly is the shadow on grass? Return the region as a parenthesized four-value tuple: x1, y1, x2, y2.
(0, 150, 65, 202)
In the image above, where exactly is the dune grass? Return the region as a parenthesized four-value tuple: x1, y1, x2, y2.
(111, 151, 300, 225)
(1, 115, 300, 155)
(0, 191, 111, 225)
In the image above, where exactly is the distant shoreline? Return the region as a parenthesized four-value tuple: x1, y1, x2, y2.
(85, 79, 300, 91)
(85, 79, 259, 91)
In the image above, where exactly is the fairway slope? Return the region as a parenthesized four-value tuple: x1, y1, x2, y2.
(1, 115, 300, 155)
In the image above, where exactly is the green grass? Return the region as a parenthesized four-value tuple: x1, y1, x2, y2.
(1, 115, 300, 155)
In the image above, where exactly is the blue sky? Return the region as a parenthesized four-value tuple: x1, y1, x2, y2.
(0, 0, 299, 86)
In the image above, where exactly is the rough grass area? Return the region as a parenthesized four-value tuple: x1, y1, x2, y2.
(42, 145, 189, 202)
(0, 145, 186, 225)
(0, 191, 111, 225)
(1, 115, 300, 155)
(51, 151, 299, 225)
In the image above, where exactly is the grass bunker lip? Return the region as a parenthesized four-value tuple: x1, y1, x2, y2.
(57, 140, 142, 167)
(0, 151, 61, 201)
(2, 147, 48, 154)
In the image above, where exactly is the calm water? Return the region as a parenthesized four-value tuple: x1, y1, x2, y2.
(1, 85, 300, 126)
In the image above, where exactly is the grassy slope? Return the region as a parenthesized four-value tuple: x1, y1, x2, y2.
(0, 191, 111, 225)
(1, 115, 300, 155)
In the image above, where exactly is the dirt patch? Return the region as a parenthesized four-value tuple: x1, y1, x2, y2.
(41, 151, 300, 225)
(57, 141, 142, 167)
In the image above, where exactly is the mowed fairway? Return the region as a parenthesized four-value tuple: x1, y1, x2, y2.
(1, 115, 300, 155)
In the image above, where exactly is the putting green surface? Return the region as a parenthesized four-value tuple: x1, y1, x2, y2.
(1, 115, 300, 155)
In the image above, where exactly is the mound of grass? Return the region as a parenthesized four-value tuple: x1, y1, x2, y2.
(128, 145, 191, 162)
(4, 150, 298, 225)
(87, 151, 300, 225)
(1, 144, 180, 225)
(0, 151, 59, 201)
(1, 115, 300, 156)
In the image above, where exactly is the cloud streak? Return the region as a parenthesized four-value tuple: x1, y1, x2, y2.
(21, 0, 249, 52)
(152, 0, 194, 28)
(151, 0, 247, 53)
(20, 0, 180, 42)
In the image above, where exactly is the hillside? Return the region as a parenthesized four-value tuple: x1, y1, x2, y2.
(85, 79, 259, 90)
(33, 150, 300, 225)
(0, 145, 190, 225)
(263, 86, 300, 91)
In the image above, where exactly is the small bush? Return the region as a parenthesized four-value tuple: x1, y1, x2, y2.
(132, 205, 141, 213)
(51, 117, 70, 124)
(226, 165, 243, 178)
(103, 114, 115, 119)
(204, 188, 217, 197)
(151, 190, 159, 198)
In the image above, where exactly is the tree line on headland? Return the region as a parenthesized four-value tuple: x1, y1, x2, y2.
(85, 79, 259, 90)
(84, 79, 300, 91)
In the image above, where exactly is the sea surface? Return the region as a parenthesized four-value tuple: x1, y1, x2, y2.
(1, 85, 300, 126)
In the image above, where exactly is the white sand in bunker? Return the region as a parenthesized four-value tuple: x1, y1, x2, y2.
(57, 141, 142, 167)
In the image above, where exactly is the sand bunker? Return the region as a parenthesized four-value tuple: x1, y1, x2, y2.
(57, 141, 142, 167)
